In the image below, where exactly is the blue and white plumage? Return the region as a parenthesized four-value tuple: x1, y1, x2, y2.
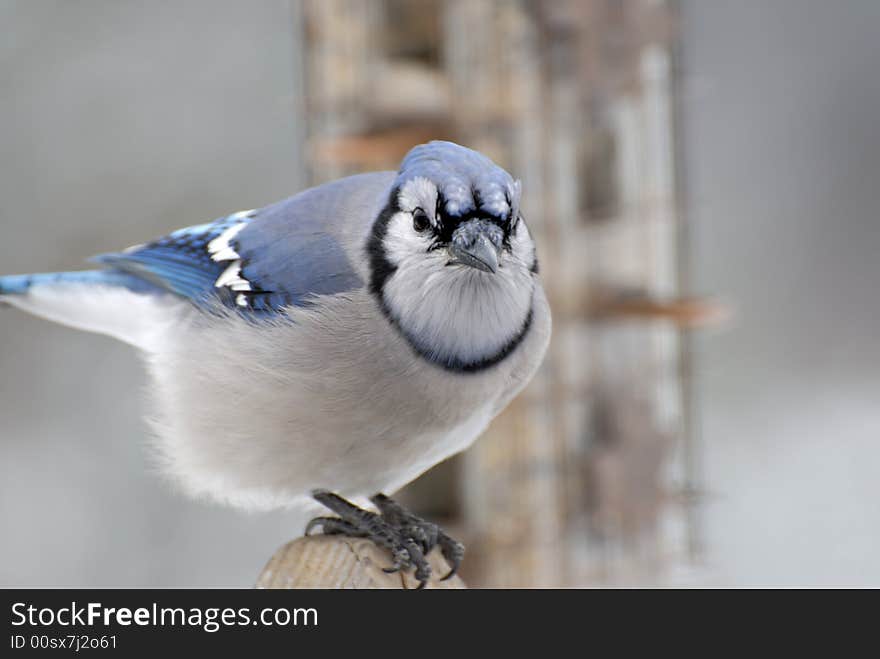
(0, 141, 551, 513)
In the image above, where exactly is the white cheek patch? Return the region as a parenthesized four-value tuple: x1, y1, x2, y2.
(383, 211, 435, 267)
(397, 177, 439, 225)
(510, 216, 536, 270)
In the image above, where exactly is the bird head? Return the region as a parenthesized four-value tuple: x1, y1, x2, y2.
(367, 141, 539, 373)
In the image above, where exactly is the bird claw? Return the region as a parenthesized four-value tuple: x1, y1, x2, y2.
(306, 490, 464, 589)
(438, 535, 465, 580)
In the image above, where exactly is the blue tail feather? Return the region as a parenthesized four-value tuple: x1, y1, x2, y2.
(0, 270, 160, 296)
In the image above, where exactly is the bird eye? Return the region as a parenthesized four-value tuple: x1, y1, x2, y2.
(412, 208, 430, 233)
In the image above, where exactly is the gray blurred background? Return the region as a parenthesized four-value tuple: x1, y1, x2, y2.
(686, 1, 880, 585)
(1, 1, 878, 586)
(0, 1, 303, 586)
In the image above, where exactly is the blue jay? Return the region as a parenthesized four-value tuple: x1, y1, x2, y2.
(0, 141, 551, 587)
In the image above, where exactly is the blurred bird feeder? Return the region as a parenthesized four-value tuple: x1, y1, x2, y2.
(288, 0, 710, 587)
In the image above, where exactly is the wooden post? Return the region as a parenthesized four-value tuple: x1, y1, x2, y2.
(255, 536, 466, 589)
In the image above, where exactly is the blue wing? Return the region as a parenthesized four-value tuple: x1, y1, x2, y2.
(91, 173, 391, 314)
(92, 213, 247, 307)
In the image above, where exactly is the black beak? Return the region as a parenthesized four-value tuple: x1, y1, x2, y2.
(448, 219, 502, 274)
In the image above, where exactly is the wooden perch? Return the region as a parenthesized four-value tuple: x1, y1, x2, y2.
(255, 536, 466, 589)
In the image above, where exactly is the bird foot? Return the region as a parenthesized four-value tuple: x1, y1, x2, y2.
(306, 490, 464, 589)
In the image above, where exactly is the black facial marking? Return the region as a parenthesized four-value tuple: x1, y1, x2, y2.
(433, 202, 513, 250)
(366, 189, 400, 297)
